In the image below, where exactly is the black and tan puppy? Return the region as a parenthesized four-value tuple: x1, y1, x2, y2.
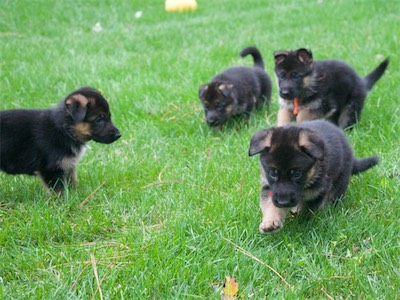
(199, 46, 272, 129)
(249, 120, 379, 232)
(0, 87, 121, 193)
(274, 48, 389, 129)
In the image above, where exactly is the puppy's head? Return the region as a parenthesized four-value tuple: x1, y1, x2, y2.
(249, 125, 324, 208)
(199, 82, 236, 128)
(64, 87, 121, 144)
(273, 48, 313, 100)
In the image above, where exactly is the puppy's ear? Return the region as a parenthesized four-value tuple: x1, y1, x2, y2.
(274, 51, 288, 65)
(199, 84, 208, 99)
(218, 83, 234, 99)
(65, 94, 90, 123)
(297, 48, 313, 64)
(249, 128, 274, 156)
(298, 129, 324, 160)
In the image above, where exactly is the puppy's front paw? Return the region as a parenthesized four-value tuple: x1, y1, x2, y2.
(259, 218, 284, 233)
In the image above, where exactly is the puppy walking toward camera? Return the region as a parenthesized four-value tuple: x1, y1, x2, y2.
(274, 48, 389, 129)
(0, 87, 121, 193)
(249, 120, 379, 232)
(199, 46, 272, 129)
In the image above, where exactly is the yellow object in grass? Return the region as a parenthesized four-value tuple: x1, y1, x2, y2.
(165, 0, 198, 12)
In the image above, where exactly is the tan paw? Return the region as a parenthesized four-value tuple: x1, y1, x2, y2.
(259, 218, 284, 233)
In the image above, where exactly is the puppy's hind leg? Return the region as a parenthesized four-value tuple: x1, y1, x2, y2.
(338, 105, 353, 129)
(339, 91, 367, 129)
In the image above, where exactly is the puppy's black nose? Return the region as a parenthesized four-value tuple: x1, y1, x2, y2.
(274, 192, 296, 208)
(276, 199, 292, 207)
(111, 128, 121, 140)
(280, 89, 291, 98)
(207, 119, 219, 126)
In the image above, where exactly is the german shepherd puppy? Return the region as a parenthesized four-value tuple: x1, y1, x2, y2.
(199, 46, 272, 129)
(249, 120, 379, 232)
(0, 87, 121, 193)
(274, 48, 389, 129)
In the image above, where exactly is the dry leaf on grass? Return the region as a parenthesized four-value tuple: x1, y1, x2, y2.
(221, 276, 239, 299)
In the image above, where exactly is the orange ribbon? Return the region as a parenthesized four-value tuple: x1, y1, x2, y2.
(293, 97, 299, 116)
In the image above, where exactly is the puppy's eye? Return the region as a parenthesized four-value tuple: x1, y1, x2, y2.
(279, 72, 286, 79)
(95, 114, 105, 123)
(290, 169, 303, 180)
(291, 72, 299, 79)
(268, 168, 278, 179)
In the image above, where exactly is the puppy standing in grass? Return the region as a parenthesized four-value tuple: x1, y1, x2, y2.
(199, 46, 272, 129)
(0, 87, 121, 193)
(274, 48, 389, 129)
(249, 120, 379, 233)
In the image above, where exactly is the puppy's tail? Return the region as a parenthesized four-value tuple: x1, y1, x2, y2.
(240, 46, 265, 69)
(364, 58, 389, 90)
(352, 156, 380, 175)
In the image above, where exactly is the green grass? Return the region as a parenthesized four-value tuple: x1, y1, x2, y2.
(1, 0, 399, 298)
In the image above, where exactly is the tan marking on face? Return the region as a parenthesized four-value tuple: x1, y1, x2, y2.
(261, 169, 268, 186)
(259, 194, 288, 233)
(225, 103, 233, 115)
(307, 165, 317, 181)
(303, 75, 313, 88)
(74, 122, 92, 141)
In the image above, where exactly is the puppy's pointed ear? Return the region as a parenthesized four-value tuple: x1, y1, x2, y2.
(65, 94, 89, 123)
(199, 84, 208, 99)
(249, 128, 274, 156)
(297, 48, 313, 64)
(274, 51, 288, 65)
(218, 83, 234, 99)
(298, 129, 324, 160)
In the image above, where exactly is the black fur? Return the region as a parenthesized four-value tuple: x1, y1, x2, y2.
(0, 87, 121, 192)
(199, 46, 272, 129)
(274, 48, 389, 129)
(249, 120, 379, 232)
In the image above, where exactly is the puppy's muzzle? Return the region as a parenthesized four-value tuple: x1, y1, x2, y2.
(279, 88, 295, 100)
(94, 125, 121, 144)
(207, 118, 219, 127)
(109, 127, 121, 142)
(206, 111, 220, 127)
(273, 190, 297, 208)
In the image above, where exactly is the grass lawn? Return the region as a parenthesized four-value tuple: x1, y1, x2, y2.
(1, 0, 399, 298)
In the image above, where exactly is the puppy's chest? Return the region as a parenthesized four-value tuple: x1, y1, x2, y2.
(59, 146, 86, 171)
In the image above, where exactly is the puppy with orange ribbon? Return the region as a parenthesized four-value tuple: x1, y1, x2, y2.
(273, 48, 388, 129)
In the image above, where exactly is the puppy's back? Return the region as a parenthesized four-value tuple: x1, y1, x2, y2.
(1, 109, 41, 145)
(0, 108, 56, 174)
(297, 120, 354, 177)
(298, 120, 350, 150)
(297, 120, 379, 177)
